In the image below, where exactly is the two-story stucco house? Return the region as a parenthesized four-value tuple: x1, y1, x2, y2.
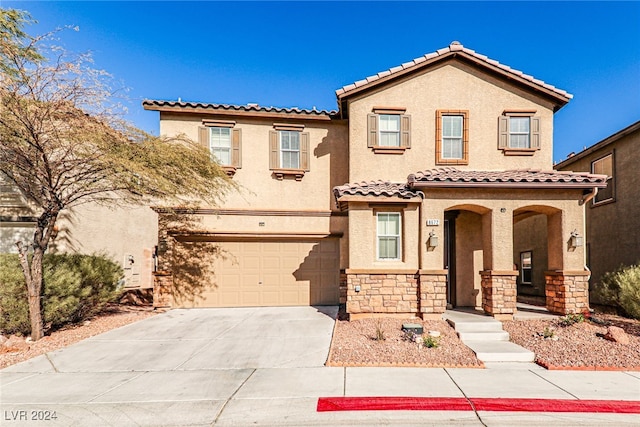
(144, 41, 607, 320)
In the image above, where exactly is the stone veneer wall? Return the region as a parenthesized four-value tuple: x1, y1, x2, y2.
(153, 271, 173, 308)
(346, 272, 419, 315)
(545, 271, 590, 314)
(480, 270, 517, 318)
(418, 270, 448, 317)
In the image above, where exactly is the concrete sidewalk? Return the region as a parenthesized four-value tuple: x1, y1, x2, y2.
(1, 307, 639, 426)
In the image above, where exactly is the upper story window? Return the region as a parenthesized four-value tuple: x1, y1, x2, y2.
(379, 114, 401, 147)
(279, 130, 300, 169)
(436, 110, 469, 165)
(198, 120, 242, 176)
(269, 124, 310, 181)
(498, 111, 540, 156)
(377, 212, 401, 260)
(591, 152, 615, 205)
(367, 107, 411, 154)
(210, 127, 232, 165)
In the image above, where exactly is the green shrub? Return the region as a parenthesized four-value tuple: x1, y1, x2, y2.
(597, 263, 640, 320)
(0, 253, 124, 335)
(422, 335, 440, 348)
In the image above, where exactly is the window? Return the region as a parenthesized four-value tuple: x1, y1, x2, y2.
(520, 251, 532, 284)
(198, 121, 242, 175)
(591, 153, 614, 204)
(279, 130, 300, 169)
(436, 110, 469, 165)
(379, 114, 401, 147)
(498, 112, 540, 155)
(210, 127, 231, 165)
(269, 124, 310, 180)
(367, 107, 411, 153)
(509, 117, 530, 148)
(377, 212, 401, 260)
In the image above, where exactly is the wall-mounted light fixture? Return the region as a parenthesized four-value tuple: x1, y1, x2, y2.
(569, 230, 583, 248)
(428, 230, 438, 248)
(157, 238, 168, 255)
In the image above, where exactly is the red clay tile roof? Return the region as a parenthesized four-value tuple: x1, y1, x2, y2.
(143, 100, 337, 117)
(333, 181, 424, 200)
(336, 41, 572, 105)
(407, 168, 608, 189)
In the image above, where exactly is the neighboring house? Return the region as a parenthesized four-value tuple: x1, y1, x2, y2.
(143, 41, 607, 319)
(0, 173, 157, 288)
(555, 120, 640, 304)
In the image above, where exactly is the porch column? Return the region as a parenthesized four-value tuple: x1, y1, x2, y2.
(480, 209, 517, 320)
(153, 271, 173, 308)
(480, 270, 518, 320)
(545, 270, 590, 314)
(418, 270, 448, 320)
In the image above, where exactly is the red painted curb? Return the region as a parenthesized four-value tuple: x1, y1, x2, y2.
(317, 397, 640, 414)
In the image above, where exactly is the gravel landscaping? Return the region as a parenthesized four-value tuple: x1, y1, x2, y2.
(503, 313, 640, 370)
(328, 310, 640, 370)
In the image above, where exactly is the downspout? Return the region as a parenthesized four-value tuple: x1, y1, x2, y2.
(580, 188, 598, 290)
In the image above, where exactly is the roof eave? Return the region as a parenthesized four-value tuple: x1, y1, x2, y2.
(408, 182, 607, 190)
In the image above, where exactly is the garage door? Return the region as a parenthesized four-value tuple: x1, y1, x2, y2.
(173, 238, 339, 308)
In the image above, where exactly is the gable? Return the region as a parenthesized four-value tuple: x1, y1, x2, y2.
(336, 41, 572, 117)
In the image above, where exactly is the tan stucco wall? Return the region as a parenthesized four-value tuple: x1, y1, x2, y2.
(513, 214, 548, 297)
(159, 113, 349, 212)
(556, 127, 640, 301)
(347, 61, 556, 183)
(455, 211, 483, 307)
(52, 203, 158, 288)
(346, 201, 420, 270)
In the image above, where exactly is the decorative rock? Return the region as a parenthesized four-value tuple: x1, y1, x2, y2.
(604, 326, 630, 345)
(84, 320, 91, 326)
(0, 334, 7, 345)
(428, 330, 441, 337)
(4, 335, 30, 352)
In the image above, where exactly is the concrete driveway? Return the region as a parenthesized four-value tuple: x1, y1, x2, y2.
(3, 306, 338, 373)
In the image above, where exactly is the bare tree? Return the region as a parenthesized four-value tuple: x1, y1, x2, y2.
(0, 9, 235, 340)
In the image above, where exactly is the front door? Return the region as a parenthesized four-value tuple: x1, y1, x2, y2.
(444, 212, 458, 308)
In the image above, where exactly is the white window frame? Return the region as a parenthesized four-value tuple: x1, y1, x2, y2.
(442, 115, 464, 159)
(279, 130, 301, 169)
(509, 116, 531, 149)
(209, 127, 232, 165)
(520, 251, 532, 285)
(376, 212, 401, 261)
(378, 114, 401, 147)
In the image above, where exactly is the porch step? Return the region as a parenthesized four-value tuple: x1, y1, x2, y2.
(444, 309, 535, 363)
(457, 331, 510, 341)
(464, 341, 535, 363)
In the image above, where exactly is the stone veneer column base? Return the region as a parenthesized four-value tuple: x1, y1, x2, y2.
(480, 270, 518, 319)
(545, 270, 590, 315)
(418, 270, 448, 316)
(153, 271, 173, 309)
(345, 270, 419, 316)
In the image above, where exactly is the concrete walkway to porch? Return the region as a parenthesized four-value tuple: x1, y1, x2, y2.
(444, 303, 558, 364)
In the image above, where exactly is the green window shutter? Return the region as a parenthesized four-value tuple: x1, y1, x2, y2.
(401, 114, 411, 148)
(367, 114, 378, 148)
(498, 116, 508, 149)
(198, 126, 210, 150)
(232, 128, 242, 168)
(269, 130, 279, 169)
(531, 117, 541, 149)
(301, 132, 310, 171)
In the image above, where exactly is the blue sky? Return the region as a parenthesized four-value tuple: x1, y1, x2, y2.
(4, 1, 640, 164)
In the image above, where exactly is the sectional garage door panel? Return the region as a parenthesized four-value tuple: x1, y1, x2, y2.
(173, 239, 339, 308)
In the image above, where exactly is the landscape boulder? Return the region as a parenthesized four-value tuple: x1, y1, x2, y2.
(603, 326, 630, 345)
